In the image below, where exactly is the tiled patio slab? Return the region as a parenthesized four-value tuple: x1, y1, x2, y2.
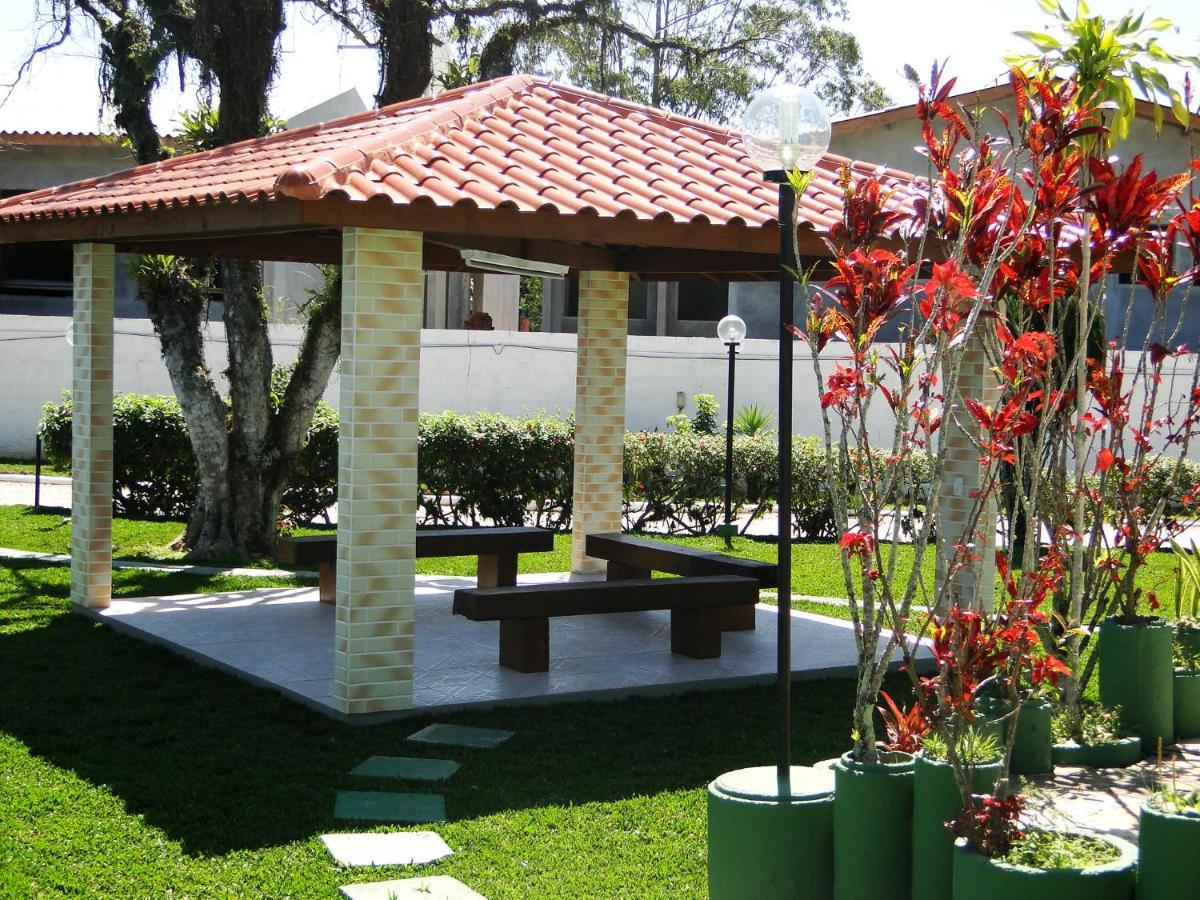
(80, 573, 927, 721)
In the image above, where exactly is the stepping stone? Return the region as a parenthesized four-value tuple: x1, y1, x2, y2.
(339, 876, 486, 900)
(321, 831, 452, 867)
(348, 756, 460, 781)
(334, 791, 446, 824)
(406, 723, 513, 749)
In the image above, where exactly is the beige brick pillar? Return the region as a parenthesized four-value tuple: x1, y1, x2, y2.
(937, 336, 997, 611)
(571, 271, 630, 573)
(70, 243, 115, 609)
(335, 227, 423, 715)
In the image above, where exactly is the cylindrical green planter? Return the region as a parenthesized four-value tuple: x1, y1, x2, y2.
(911, 754, 999, 900)
(833, 751, 914, 900)
(1176, 624, 1200, 659)
(1174, 668, 1200, 740)
(1011, 699, 1053, 776)
(707, 765, 835, 899)
(1137, 798, 1200, 899)
(975, 695, 1008, 747)
(1099, 617, 1174, 752)
(951, 832, 1137, 899)
(1051, 735, 1142, 768)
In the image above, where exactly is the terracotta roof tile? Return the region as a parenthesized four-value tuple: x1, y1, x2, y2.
(0, 74, 918, 237)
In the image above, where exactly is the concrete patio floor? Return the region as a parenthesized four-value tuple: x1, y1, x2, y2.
(78, 572, 923, 721)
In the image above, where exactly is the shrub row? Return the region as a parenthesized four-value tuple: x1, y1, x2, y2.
(47, 395, 1196, 538)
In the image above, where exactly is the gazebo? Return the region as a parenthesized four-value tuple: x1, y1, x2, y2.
(0, 75, 918, 716)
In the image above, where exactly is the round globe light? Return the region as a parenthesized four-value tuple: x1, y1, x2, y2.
(717, 314, 747, 345)
(741, 84, 831, 173)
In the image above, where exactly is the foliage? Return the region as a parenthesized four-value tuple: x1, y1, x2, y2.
(876, 689, 928, 753)
(733, 403, 774, 437)
(1151, 787, 1200, 818)
(1051, 701, 1123, 745)
(1008, 0, 1197, 144)
(1174, 540, 1200, 622)
(690, 393, 719, 435)
(922, 729, 999, 764)
(950, 794, 1026, 859)
(999, 830, 1121, 870)
(519, 275, 543, 330)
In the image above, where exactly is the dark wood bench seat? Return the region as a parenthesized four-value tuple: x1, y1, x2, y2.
(453, 575, 760, 672)
(277, 527, 554, 603)
(584, 532, 775, 631)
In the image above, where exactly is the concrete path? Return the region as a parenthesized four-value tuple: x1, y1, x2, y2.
(0, 546, 315, 581)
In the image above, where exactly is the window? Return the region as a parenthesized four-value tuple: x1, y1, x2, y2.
(676, 281, 728, 321)
(0, 191, 72, 294)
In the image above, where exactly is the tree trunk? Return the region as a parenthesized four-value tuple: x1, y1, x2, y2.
(371, 0, 434, 106)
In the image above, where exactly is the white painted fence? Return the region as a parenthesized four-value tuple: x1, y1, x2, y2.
(2, 315, 1196, 462)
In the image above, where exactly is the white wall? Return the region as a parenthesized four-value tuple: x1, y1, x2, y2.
(3, 316, 1197, 462)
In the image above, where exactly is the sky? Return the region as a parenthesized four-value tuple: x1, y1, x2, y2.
(0, 0, 1198, 134)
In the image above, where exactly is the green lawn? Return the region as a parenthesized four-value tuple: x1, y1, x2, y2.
(0, 560, 859, 898)
(0, 457, 69, 477)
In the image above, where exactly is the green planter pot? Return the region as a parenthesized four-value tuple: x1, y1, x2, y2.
(1176, 624, 1200, 659)
(1137, 798, 1200, 899)
(707, 766, 835, 900)
(833, 750, 914, 900)
(951, 831, 1137, 899)
(975, 695, 1008, 747)
(1099, 617, 1174, 752)
(1051, 735, 1142, 768)
(1174, 668, 1200, 740)
(1011, 699, 1054, 776)
(911, 754, 999, 900)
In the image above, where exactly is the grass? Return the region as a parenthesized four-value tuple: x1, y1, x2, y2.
(0, 559, 860, 898)
(0, 457, 69, 477)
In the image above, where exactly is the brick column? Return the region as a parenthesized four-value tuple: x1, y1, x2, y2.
(335, 227, 423, 715)
(937, 336, 997, 611)
(70, 243, 115, 609)
(571, 271, 630, 574)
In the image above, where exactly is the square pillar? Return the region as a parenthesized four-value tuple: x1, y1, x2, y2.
(937, 336, 997, 611)
(571, 271, 630, 573)
(335, 227, 423, 715)
(70, 243, 115, 609)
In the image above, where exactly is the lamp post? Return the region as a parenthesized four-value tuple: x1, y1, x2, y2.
(716, 314, 746, 549)
(741, 84, 831, 786)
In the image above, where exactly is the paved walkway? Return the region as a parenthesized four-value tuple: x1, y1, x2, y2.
(1027, 739, 1200, 843)
(0, 546, 314, 581)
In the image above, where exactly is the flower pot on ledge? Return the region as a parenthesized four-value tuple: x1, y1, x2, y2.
(1137, 796, 1200, 899)
(1051, 734, 1142, 769)
(911, 752, 1000, 900)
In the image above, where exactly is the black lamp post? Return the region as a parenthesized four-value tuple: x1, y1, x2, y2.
(742, 84, 831, 785)
(716, 314, 746, 549)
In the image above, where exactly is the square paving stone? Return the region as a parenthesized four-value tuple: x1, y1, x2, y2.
(339, 876, 486, 900)
(348, 756, 460, 781)
(334, 791, 446, 824)
(406, 723, 513, 749)
(321, 831, 452, 867)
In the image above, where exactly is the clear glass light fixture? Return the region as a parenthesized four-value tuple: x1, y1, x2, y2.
(741, 84, 831, 172)
(717, 314, 747, 345)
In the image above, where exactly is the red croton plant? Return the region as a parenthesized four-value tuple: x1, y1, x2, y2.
(794, 60, 1200, 855)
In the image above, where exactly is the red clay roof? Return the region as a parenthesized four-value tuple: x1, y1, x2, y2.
(0, 75, 916, 240)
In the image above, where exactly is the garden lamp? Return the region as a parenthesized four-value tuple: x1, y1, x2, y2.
(741, 84, 830, 784)
(716, 314, 746, 549)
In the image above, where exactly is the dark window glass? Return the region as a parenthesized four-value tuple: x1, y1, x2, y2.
(629, 280, 650, 319)
(677, 281, 728, 321)
(0, 190, 72, 293)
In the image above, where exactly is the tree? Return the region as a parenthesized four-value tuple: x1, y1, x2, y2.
(311, 0, 887, 121)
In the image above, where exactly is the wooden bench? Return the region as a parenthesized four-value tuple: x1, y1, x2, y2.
(277, 527, 555, 604)
(452, 575, 760, 672)
(584, 532, 775, 631)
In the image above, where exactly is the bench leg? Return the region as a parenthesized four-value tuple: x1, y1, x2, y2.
(719, 603, 757, 631)
(478, 553, 518, 588)
(499, 618, 550, 672)
(670, 607, 722, 659)
(318, 562, 335, 605)
(607, 561, 651, 581)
